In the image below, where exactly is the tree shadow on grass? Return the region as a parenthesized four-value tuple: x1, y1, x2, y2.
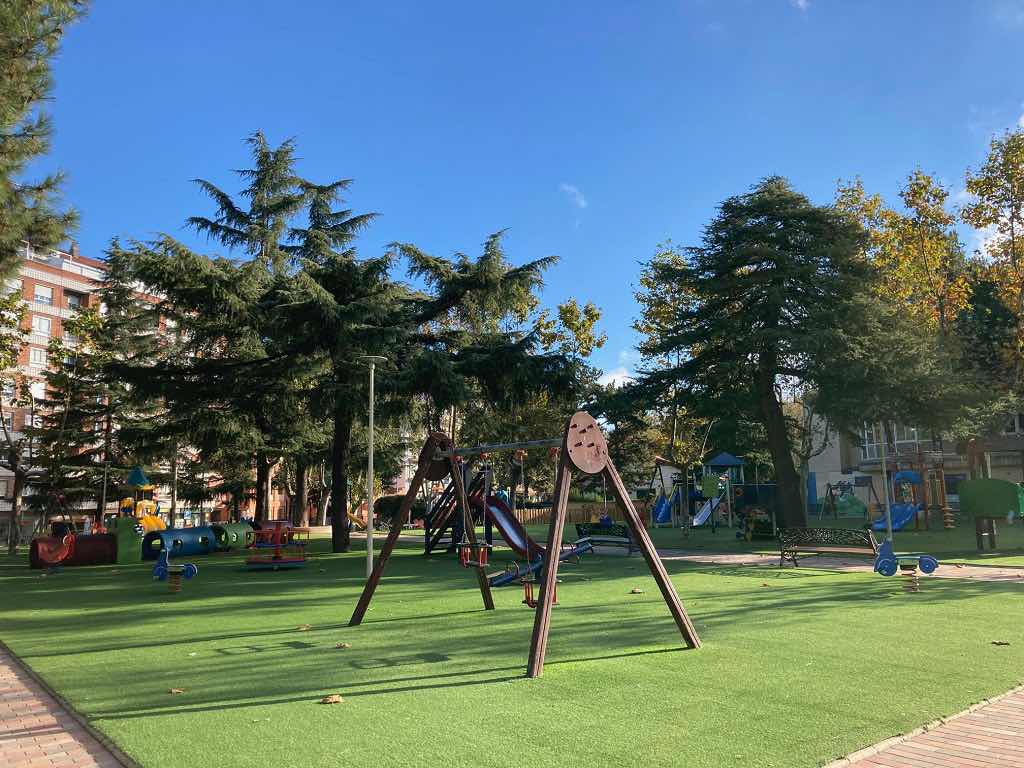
(87, 647, 684, 722)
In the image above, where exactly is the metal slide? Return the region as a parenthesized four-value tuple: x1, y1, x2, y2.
(693, 496, 720, 526)
(480, 495, 592, 586)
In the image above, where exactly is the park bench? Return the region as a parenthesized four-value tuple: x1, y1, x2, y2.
(575, 522, 635, 555)
(778, 526, 878, 567)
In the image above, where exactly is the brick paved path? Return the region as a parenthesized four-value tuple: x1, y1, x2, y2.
(0, 646, 124, 768)
(831, 687, 1024, 767)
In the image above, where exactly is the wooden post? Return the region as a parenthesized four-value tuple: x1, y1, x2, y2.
(350, 433, 455, 626)
(526, 453, 573, 678)
(526, 412, 701, 678)
(605, 459, 701, 650)
(349, 450, 434, 626)
(449, 456, 494, 611)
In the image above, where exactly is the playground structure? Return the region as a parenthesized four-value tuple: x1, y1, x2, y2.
(151, 549, 199, 593)
(245, 520, 310, 570)
(122, 466, 166, 533)
(29, 517, 253, 569)
(349, 411, 701, 678)
(29, 516, 145, 569)
(423, 460, 594, 588)
(648, 452, 778, 537)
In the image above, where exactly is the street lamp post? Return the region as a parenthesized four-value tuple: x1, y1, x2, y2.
(358, 355, 387, 578)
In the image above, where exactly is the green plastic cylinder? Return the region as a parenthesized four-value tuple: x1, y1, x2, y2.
(213, 522, 254, 550)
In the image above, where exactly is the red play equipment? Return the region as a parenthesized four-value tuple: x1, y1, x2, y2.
(28, 534, 75, 568)
(29, 531, 118, 568)
(246, 520, 310, 570)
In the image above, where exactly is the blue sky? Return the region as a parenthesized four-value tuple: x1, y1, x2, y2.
(39, 0, 1024, 381)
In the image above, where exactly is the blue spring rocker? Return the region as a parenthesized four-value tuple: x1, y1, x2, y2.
(152, 550, 198, 592)
(873, 539, 939, 578)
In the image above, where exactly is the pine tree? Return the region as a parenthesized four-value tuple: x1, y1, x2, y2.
(635, 177, 873, 527)
(0, 1, 84, 278)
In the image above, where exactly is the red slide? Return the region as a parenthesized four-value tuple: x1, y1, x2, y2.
(29, 534, 76, 568)
(472, 495, 545, 558)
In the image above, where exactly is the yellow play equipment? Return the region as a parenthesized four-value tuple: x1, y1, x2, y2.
(122, 470, 166, 532)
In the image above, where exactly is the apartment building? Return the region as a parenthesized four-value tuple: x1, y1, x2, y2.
(0, 243, 105, 506)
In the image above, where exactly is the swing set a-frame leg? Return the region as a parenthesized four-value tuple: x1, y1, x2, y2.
(525, 412, 701, 678)
(349, 433, 493, 627)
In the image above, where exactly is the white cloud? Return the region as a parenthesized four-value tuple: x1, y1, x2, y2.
(790, 0, 810, 10)
(598, 366, 633, 387)
(992, 0, 1024, 26)
(967, 223, 1000, 258)
(559, 182, 587, 209)
(1018, 110, 1024, 129)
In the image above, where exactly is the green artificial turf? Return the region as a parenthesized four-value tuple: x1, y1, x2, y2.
(1, 539, 1023, 768)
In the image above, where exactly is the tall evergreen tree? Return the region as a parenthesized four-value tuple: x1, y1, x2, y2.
(0, 0, 84, 277)
(635, 178, 874, 527)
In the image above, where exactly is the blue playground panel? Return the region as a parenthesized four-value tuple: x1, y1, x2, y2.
(142, 526, 218, 560)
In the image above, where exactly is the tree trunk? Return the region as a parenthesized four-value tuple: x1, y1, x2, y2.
(170, 448, 178, 523)
(316, 489, 330, 526)
(254, 453, 277, 523)
(331, 398, 354, 552)
(8, 472, 24, 555)
(755, 374, 806, 527)
(294, 459, 309, 526)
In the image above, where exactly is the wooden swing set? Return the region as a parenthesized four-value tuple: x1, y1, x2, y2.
(348, 411, 702, 678)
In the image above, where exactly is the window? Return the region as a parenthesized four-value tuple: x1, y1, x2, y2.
(33, 285, 53, 305)
(31, 315, 51, 336)
(63, 331, 78, 346)
(861, 422, 922, 460)
(29, 347, 47, 367)
(1003, 414, 1024, 435)
(2, 382, 14, 401)
(2, 414, 13, 433)
(29, 414, 42, 428)
(66, 292, 83, 309)
(0, 480, 8, 498)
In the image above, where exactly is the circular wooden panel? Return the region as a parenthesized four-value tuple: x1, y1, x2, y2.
(421, 434, 455, 481)
(564, 411, 608, 475)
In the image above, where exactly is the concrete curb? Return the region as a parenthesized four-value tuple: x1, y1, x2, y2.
(821, 681, 1024, 767)
(0, 639, 140, 768)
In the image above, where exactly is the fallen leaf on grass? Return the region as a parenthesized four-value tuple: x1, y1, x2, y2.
(630, 588, 644, 594)
(761, 582, 771, 587)
(187, 652, 197, 657)
(318, 569, 327, 573)
(992, 641, 1010, 646)
(168, 688, 185, 695)
(296, 624, 313, 631)
(335, 643, 352, 649)
(320, 694, 343, 704)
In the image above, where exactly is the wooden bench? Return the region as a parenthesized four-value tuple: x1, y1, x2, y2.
(778, 527, 878, 567)
(575, 523, 635, 555)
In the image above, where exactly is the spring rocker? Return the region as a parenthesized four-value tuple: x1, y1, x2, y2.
(348, 411, 702, 678)
(152, 549, 198, 593)
(873, 540, 939, 593)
